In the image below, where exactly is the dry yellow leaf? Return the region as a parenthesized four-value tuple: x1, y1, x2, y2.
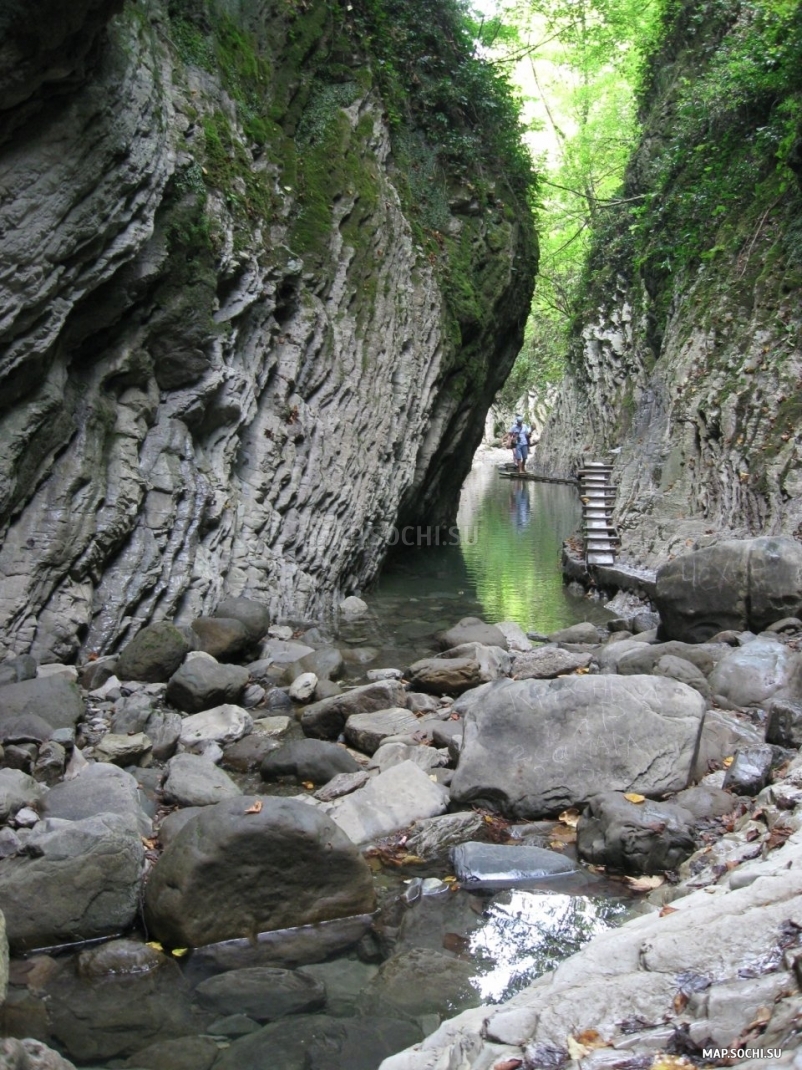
(624, 793, 646, 804)
(398, 854, 426, 866)
(244, 800, 263, 814)
(443, 875, 458, 883)
(723, 756, 734, 768)
(575, 666, 590, 674)
(650, 1056, 696, 1070)
(566, 1036, 590, 1060)
(301, 782, 315, 791)
(170, 948, 189, 958)
(659, 905, 679, 917)
(625, 874, 665, 892)
(146, 941, 163, 952)
(558, 807, 580, 828)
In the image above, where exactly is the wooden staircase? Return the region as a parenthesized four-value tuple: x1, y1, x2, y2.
(577, 462, 619, 567)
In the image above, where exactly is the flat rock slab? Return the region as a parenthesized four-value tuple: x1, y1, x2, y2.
(179, 704, 253, 748)
(344, 708, 421, 754)
(437, 617, 508, 651)
(450, 842, 577, 886)
(144, 796, 376, 947)
(512, 646, 592, 679)
(301, 680, 407, 740)
(162, 753, 241, 807)
(325, 760, 449, 846)
(0, 676, 84, 730)
(313, 770, 371, 802)
(0, 814, 144, 952)
(450, 674, 706, 818)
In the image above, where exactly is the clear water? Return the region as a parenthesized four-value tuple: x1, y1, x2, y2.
(364, 449, 612, 657)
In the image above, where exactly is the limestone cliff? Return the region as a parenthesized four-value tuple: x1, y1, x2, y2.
(534, 0, 802, 568)
(0, 0, 536, 660)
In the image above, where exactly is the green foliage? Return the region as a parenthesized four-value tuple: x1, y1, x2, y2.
(626, 0, 802, 304)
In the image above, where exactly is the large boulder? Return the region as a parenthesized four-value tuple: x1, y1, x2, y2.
(0, 676, 83, 731)
(449, 675, 706, 818)
(576, 792, 697, 875)
(165, 658, 249, 714)
(655, 537, 802, 642)
(300, 680, 407, 740)
(143, 796, 376, 947)
(708, 637, 802, 707)
(115, 622, 190, 683)
(0, 814, 144, 952)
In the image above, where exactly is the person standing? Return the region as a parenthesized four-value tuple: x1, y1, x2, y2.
(508, 414, 531, 475)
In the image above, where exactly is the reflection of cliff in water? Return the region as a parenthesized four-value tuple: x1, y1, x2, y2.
(370, 450, 610, 637)
(456, 450, 610, 632)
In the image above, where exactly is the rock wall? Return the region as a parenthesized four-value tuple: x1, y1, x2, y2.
(0, 0, 536, 660)
(533, 0, 802, 569)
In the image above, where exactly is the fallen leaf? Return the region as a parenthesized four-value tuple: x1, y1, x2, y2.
(650, 1057, 696, 1070)
(548, 840, 566, 851)
(566, 1036, 590, 1060)
(673, 990, 689, 1013)
(443, 875, 458, 883)
(301, 782, 315, 791)
(624, 793, 646, 804)
(146, 941, 163, 952)
(625, 874, 665, 892)
(558, 807, 580, 828)
(575, 666, 590, 674)
(493, 1060, 523, 1070)
(659, 905, 678, 917)
(397, 854, 426, 866)
(140, 837, 157, 849)
(171, 947, 189, 958)
(575, 1029, 605, 1048)
(723, 756, 734, 768)
(244, 800, 263, 814)
(767, 824, 793, 851)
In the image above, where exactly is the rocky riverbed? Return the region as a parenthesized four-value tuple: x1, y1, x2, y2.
(2, 537, 802, 1069)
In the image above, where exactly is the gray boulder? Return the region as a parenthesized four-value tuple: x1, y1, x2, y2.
(615, 640, 725, 677)
(766, 697, 802, 748)
(653, 654, 712, 703)
(190, 616, 251, 661)
(290, 646, 344, 682)
(655, 537, 802, 642)
(193, 966, 325, 1020)
(0, 676, 83, 731)
(179, 704, 253, 748)
(144, 796, 376, 947)
(43, 763, 152, 836)
(708, 637, 802, 707)
(144, 710, 183, 761)
(162, 754, 241, 807)
(722, 744, 775, 796)
(214, 598, 270, 643)
(260, 739, 361, 784)
(512, 646, 592, 679)
(0, 1039, 77, 1070)
(300, 680, 407, 740)
(115, 621, 190, 683)
(110, 692, 154, 735)
(450, 675, 706, 818)
(344, 708, 421, 754)
(692, 707, 762, 780)
(576, 792, 697, 875)
(548, 622, 600, 644)
(0, 656, 37, 687)
(165, 658, 249, 713)
(0, 814, 144, 952)
(0, 713, 53, 745)
(451, 841, 577, 885)
(324, 761, 449, 845)
(437, 616, 508, 650)
(0, 769, 44, 823)
(408, 643, 510, 696)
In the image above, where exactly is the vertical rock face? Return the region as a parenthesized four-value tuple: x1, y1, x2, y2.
(0, 0, 536, 660)
(534, 1, 802, 568)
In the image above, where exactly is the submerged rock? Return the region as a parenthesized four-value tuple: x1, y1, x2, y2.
(193, 966, 326, 1021)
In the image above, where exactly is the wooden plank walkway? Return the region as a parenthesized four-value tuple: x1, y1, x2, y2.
(577, 461, 619, 567)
